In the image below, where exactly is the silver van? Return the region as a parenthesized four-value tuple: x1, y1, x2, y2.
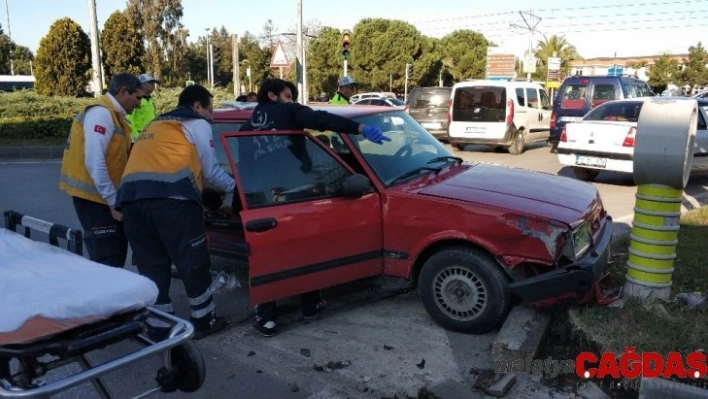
(447, 81, 552, 155)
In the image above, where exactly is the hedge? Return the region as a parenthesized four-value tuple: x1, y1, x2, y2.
(0, 87, 236, 144)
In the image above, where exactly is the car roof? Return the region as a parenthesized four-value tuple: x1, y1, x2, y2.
(452, 80, 544, 89)
(603, 96, 708, 104)
(212, 103, 400, 122)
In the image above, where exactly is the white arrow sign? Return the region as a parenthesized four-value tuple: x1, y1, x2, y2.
(270, 41, 290, 68)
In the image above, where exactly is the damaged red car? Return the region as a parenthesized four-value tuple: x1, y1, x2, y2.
(204, 104, 614, 334)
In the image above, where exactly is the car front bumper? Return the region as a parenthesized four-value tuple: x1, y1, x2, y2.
(507, 216, 614, 305)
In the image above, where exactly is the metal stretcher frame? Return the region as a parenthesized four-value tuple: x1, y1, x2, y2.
(0, 211, 206, 399)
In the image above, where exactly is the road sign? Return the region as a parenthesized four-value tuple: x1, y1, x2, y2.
(608, 65, 623, 76)
(486, 53, 515, 80)
(546, 56, 562, 88)
(270, 41, 290, 68)
(523, 56, 537, 74)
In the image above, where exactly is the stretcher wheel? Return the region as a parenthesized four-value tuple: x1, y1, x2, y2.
(171, 341, 205, 392)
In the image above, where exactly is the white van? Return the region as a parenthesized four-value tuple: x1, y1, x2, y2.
(447, 80, 553, 155)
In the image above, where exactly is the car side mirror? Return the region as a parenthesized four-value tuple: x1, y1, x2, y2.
(341, 174, 372, 198)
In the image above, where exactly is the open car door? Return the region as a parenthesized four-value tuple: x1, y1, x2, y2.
(220, 130, 384, 305)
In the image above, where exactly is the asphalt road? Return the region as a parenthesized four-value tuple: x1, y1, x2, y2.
(1, 146, 707, 398)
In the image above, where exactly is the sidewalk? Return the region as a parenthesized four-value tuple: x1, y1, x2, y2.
(0, 146, 64, 160)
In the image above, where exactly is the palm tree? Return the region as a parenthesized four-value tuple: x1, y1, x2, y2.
(626, 61, 649, 78)
(532, 35, 582, 81)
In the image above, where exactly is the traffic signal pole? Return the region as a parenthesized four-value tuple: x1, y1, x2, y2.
(342, 31, 350, 77)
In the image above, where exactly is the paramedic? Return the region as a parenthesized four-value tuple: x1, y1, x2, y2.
(329, 76, 356, 105)
(126, 73, 159, 142)
(59, 72, 144, 267)
(240, 78, 389, 337)
(117, 84, 235, 340)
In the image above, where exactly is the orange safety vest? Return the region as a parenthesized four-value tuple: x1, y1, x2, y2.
(59, 96, 131, 205)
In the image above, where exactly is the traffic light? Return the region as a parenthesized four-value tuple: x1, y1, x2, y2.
(342, 31, 351, 60)
(213, 47, 221, 65)
(405, 63, 412, 78)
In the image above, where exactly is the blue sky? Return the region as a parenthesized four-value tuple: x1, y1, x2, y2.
(3, 0, 708, 59)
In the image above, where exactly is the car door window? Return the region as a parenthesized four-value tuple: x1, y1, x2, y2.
(211, 122, 244, 174)
(370, 99, 386, 106)
(234, 134, 352, 208)
(515, 88, 526, 107)
(698, 109, 707, 130)
(591, 84, 617, 108)
(539, 89, 551, 110)
(525, 88, 539, 109)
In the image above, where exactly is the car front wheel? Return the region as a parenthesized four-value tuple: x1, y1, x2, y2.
(419, 247, 511, 334)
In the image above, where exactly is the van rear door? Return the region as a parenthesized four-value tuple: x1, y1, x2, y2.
(448, 85, 510, 140)
(407, 88, 451, 133)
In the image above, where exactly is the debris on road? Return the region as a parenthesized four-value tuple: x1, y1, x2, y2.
(474, 369, 516, 397)
(416, 359, 426, 369)
(300, 348, 311, 357)
(247, 350, 256, 357)
(384, 344, 394, 350)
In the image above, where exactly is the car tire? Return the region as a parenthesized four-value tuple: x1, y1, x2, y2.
(573, 167, 600, 182)
(419, 247, 511, 334)
(453, 144, 465, 151)
(508, 130, 525, 155)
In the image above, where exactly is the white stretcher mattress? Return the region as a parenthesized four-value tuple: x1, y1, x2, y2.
(0, 228, 158, 345)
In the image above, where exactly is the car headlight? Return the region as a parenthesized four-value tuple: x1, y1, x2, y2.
(561, 222, 592, 261)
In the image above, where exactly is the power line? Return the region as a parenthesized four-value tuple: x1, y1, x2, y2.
(412, 0, 707, 25)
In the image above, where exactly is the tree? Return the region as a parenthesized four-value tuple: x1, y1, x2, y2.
(0, 22, 10, 74)
(35, 18, 91, 96)
(261, 19, 277, 49)
(647, 53, 681, 93)
(307, 26, 344, 96)
(437, 30, 490, 82)
(184, 39, 208, 84)
(533, 35, 581, 82)
(238, 32, 272, 92)
(101, 11, 144, 80)
(209, 26, 235, 87)
(680, 42, 708, 91)
(125, 0, 186, 83)
(10, 45, 34, 75)
(625, 61, 649, 78)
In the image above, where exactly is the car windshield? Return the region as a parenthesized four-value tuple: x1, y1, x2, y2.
(388, 98, 405, 106)
(348, 111, 455, 186)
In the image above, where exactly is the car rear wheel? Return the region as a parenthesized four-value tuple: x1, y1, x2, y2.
(419, 247, 511, 333)
(452, 144, 465, 151)
(508, 130, 525, 155)
(573, 167, 600, 182)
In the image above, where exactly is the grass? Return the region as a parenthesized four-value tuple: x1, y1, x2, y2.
(569, 206, 708, 355)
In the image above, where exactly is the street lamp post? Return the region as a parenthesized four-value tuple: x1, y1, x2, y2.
(205, 28, 211, 87)
(5, 0, 13, 75)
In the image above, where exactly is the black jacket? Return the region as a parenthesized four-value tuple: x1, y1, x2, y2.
(239, 101, 360, 134)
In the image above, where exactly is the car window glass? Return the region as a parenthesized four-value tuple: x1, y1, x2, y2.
(411, 89, 451, 108)
(698, 108, 707, 130)
(560, 83, 588, 109)
(526, 88, 539, 109)
(232, 134, 352, 208)
(539, 89, 551, 110)
(584, 101, 644, 122)
(591, 84, 616, 108)
(211, 122, 243, 174)
(371, 99, 385, 106)
(515, 88, 526, 106)
(452, 86, 506, 122)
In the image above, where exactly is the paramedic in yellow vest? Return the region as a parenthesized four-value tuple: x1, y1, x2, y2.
(329, 76, 357, 105)
(117, 84, 235, 340)
(59, 73, 144, 267)
(126, 73, 159, 142)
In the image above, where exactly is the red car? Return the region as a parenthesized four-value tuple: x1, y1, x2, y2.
(204, 104, 614, 333)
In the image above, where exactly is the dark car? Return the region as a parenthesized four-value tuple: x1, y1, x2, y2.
(202, 105, 615, 334)
(405, 86, 452, 140)
(549, 76, 654, 145)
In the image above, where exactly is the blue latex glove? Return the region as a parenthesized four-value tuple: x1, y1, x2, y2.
(361, 125, 391, 145)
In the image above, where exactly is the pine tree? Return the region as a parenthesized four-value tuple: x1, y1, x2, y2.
(35, 18, 91, 96)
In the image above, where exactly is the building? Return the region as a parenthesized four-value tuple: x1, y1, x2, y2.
(569, 54, 689, 82)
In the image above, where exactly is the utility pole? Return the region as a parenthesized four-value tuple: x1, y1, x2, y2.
(87, 0, 103, 96)
(5, 0, 13, 75)
(296, 0, 304, 104)
(209, 44, 215, 90)
(511, 10, 541, 82)
(389, 74, 392, 92)
(205, 29, 211, 87)
(404, 63, 410, 103)
(233, 34, 239, 97)
(302, 37, 308, 104)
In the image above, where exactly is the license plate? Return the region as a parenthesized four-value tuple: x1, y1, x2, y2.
(422, 122, 442, 129)
(576, 155, 607, 168)
(465, 127, 485, 134)
(561, 116, 583, 123)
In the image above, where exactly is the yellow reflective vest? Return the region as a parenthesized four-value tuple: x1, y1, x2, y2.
(117, 107, 204, 205)
(329, 92, 350, 105)
(59, 96, 131, 205)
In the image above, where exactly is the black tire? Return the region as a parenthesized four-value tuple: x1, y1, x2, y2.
(452, 144, 465, 151)
(508, 130, 525, 155)
(172, 341, 206, 393)
(573, 167, 600, 182)
(418, 247, 511, 334)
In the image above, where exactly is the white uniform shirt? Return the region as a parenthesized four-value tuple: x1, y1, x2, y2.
(82, 93, 126, 207)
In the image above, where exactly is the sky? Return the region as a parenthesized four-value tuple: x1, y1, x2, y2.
(3, 0, 708, 59)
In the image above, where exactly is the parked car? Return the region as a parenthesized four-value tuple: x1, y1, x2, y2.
(557, 97, 708, 181)
(550, 76, 655, 146)
(204, 105, 614, 333)
(352, 97, 405, 108)
(447, 80, 552, 154)
(405, 86, 452, 141)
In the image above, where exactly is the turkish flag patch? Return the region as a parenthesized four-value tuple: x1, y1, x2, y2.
(210, 140, 214, 148)
(94, 125, 107, 134)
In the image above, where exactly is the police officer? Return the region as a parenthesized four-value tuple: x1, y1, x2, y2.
(126, 73, 159, 143)
(329, 76, 357, 105)
(59, 73, 144, 267)
(117, 85, 235, 340)
(241, 78, 390, 337)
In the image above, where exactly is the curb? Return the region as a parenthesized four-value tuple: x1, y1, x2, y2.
(0, 146, 64, 160)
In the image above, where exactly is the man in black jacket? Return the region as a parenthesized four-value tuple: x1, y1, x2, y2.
(240, 78, 389, 336)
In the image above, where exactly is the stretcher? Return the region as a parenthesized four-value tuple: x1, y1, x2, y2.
(0, 210, 206, 398)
